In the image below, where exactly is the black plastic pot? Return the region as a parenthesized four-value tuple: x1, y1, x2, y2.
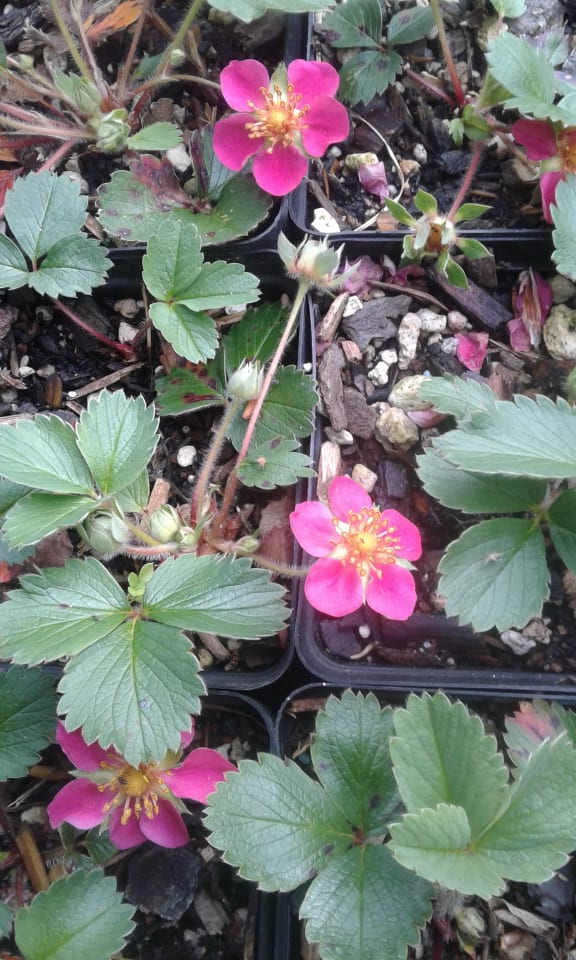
(272, 682, 576, 960)
(294, 237, 576, 696)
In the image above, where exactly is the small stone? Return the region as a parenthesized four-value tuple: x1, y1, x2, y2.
(351, 463, 378, 493)
(118, 321, 138, 344)
(418, 309, 447, 333)
(549, 275, 576, 304)
(500, 629, 537, 655)
(397, 313, 421, 369)
(176, 445, 197, 467)
(167, 143, 191, 173)
(194, 890, 229, 935)
(36, 364, 56, 378)
(344, 151, 379, 171)
(327, 145, 342, 158)
(426, 332, 443, 345)
(325, 426, 354, 445)
(375, 407, 419, 450)
(522, 618, 551, 645)
(399, 159, 420, 179)
(447, 310, 469, 331)
(413, 143, 428, 164)
(368, 360, 392, 386)
(388, 374, 430, 410)
(114, 297, 139, 319)
(340, 339, 362, 362)
(311, 208, 340, 233)
(440, 337, 459, 355)
(317, 292, 349, 341)
(358, 624, 371, 639)
(18, 365, 34, 378)
(543, 304, 576, 360)
(342, 295, 363, 318)
(317, 441, 343, 501)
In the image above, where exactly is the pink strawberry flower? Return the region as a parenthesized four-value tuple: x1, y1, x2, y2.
(512, 119, 576, 222)
(290, 475, 421, 618)
(47, 723, 235, 850)
(213, 59, 349, 196)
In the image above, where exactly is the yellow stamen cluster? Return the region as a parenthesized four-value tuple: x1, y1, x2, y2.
(246, 83, 308, 152)
(99, 760, 170, 826)
(331, 507, 401, 580)
(559, 132, 576, 173)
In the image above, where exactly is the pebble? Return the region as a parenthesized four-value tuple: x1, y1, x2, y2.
(325, 427, 354, 445)
(311, 208, 340, 233)
(397, 313, 421, 369)
(114, 297, 139, 319)
(343, 295, 363, 317)
(543, 304, 576, 360)
(375, 407, 419, 450)
(388, 374, 430, 411)
(351, 463, 378, 493)
(176, 445, 197, 467)
(419, 309, 447, 333)
(413, 143, 428, 164)
(447, 310, 469, 331)
(440, 337, 459, 355)
(167, 143, 191, 173)
(358, 624, 371, 639)
(344, 151, 379, 171)
(118, 321, 138, 344)
(399, 159, 420, 179)
(549, 275, 576, 304)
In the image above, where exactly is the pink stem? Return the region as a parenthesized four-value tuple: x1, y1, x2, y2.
(447, 141, 484, 222)
(51, 298, 136, 360)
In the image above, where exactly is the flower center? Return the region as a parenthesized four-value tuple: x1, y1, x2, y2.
(333, 507, 401, 579)
(246, 84, 308, 150)
(559, 134, 576, 174)
(99, 760, 169, 825)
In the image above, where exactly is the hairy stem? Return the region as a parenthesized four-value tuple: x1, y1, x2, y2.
(191, 397, 244, 525)
(212, 281, 308, 533)
(404, 66, 456, 108)
(51, 298, 135, 360)
(116, 0, 151, 102)
(429, 0, 466, 108)
(49, 0, 94, 84)
(150, 0, 205, 82)
(447, 140, 484, 222)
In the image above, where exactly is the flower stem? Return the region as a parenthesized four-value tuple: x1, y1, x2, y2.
(191, 397, 244, 525)
(212, 281, 308, 534)
(116, 0, 151, 102)
(428, 0, 466, 108)
(446, 140, 483, 222)
(151, 0, 205, 80)
(49, 0, 94, 84)
(51, 298, 136, 360)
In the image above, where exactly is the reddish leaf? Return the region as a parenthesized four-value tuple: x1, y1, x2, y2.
(127, 154, 192, 208)
(0, 168, 20, 206)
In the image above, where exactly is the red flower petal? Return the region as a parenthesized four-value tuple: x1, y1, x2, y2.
(342, 255, 383, 296)
(381, 509, 422, 561)
(357, 161, 389, 201)
(109, 808, 146, 849)
(251, 142, 307, 195)
(455, 331, 489, 372)
(139, 799, 189, 848)
(328, 475, 372, 521)
(304, 557, 363, 616)
(289, 500, 335, 557)
(365, 563, 417, 620)
(507, 317, 531, 352)
(47, 779, 106, 830)
(540, 170, 563, 222)
(212, 114, 259, 172)
(287, 59, 340, 101)
(56, 723, 115, 772)
(301, 97, 349, 157)
(512, 119, 557, 160)
(219, 59, 269, 111)
(168, 748, 236, 803)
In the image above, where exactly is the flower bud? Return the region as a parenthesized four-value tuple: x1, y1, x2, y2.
(278, 232, 356, 291)
(92, 109, 130, 152)
(227, 361, 263, 402)
(82, 513, 128, 555)
(16, 55, 34, 72)
(169, 48, 186, 67)
(148, 505, 181, 543)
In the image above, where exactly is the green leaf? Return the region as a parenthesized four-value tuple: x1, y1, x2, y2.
(0, 557, 129, 664)
(385, 196, 417, 228)
(416, 447, 547, 513)
(27, 235, 110, 298)
(312, 691, 399, 833)
(321, 0, 381, 48)
(486, 33, 563, 121)
(155, 368, 225, 417)
(75, 390, 158, 497)
(490, 0, 526, 17)
(191, 126, 237, 202)
(207, 0, 334, 22)
(418, 374, 496, 419)
(387, 6, 434, 45)
(143, 218, 203, 302)
(237, 437, 314, 489)
(15, 869, 135, 960)
(551, 175, 576, 280)
(453, 203, 491, 224)
(0, 666, 56, 779)
(414, 189, 437, 216)
(0, 415, 95, 494)
(391, 693, 509, 834)
(0, 524, 34, 563)
(205, 753, 351, 891)
(0, 901, 12, 938)
(149, 302, 219, 363)
(548, 489, 576, 572)
(5, 170, 88, 263)
(443, 257, 469, 288)
(301, 845, 432, 960)
(143, 554, 288, 639)
(338, 50, 402, 106)
(0, 234, 30, 289)
(0, 477, 29, 514)
(438, 518, 549, 631)
(112, 468, 150, 513)
(229, 366, 317, 450)
(2, 492, 99, 547)
(222, 302, 287, 371)
(455, 237, 491, 260)
(58, 620, 204, 765)
(438, 394, 576, 478)
(126, 121, 182, 151)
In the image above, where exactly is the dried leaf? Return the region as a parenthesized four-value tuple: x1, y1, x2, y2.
(84, 0, 143, 40)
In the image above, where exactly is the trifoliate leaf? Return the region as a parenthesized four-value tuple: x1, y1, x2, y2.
(15, 869, 135, 960)
(301, 845, 433, 960)
(58, 620, 204, 765)
(551, 175, 576, 280)
(5, 170, 87, 263)
(486, 33, 560, 120)
(416, 447, 547, 513)
(320, 0, 381, 49)
(75, 390, 158, 496)
(0, 666, 56, 779)
(548, 489, 576, 573)
(438, 518, 549, 631)
(391, 693, 509, 835)
(0, 557, 129, 663)
(2, 492, 99, 547)
(437, 394, 576, 477)
(205, 753, 351, 891)
(237, 437, 314, 489)
(312, 691, 399, 833)
(143, 554, 288, 639)
(26, 235, 110, 297)
(126, 121, 182, 150)
(0, 415, 95, 494)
